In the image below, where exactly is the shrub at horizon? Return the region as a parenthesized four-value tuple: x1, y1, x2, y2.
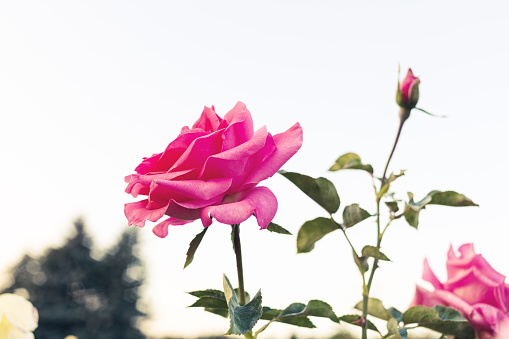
(1, 219, 145, 339)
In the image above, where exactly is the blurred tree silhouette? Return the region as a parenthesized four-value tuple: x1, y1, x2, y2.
(1, 218, 145, 339)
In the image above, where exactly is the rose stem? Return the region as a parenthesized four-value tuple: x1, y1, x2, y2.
(361, 110, 408, 339)
(232, 223, 246, 306)
(381, 108, 409, 187)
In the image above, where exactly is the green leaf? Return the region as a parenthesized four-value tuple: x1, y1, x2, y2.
(188, 296, 227, 309)
(260, 307, 315, 328)
(378, 170, 406, 200)
(428, 191, 479, 207)
(329, 152, 374, 174)
(353, 251, 366, 275)
(184, 227, 208, 269)
(403, 190, 478, 229)
(354, 298, 392, 321)
(223, 275, 263, 335)
(343, 204, 372, 228)
(398, 327, 408, 339)
(338, 314, 380, 333)
(279, 171, 340, 214)
(385, 201, 399, 213)
(261, 299, 338, 331)
(401, 305, 474, 339)
(187, 289, 229, 318)
(266, 222, 292, 235)
(361, 246, 390, 261)
(388, 307, 403, 323)
(297, 217, 339, 253)
(188, 289, 224, 299)
(385, 318, 401, 338)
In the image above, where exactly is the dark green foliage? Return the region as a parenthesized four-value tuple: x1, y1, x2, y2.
(184, 227, 208, 268)
(329, 153, 374, 174)
(402, 305, 474, 338)
(342, 204, 371, 228)
(2, 219, 145, 339)
(279, 170, 341, 214)
(223, 275, 263, 335)
(296, 217, 339, 253)
(361, 246, 390, 261)
(266, 222, 292, 235)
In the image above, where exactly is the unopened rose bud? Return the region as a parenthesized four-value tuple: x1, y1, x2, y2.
(396, 68, 420, 110)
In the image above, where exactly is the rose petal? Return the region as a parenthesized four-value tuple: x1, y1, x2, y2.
(192, 105, 223, 132)
(409, 285, 443, 309)
(164, 194, 226, 222)
(422, 258, 444, 289)
(199, 186, 277, 228)
(240, 122, 303, 191)
(148, 178, 232, 207)
(400, 68, 420, 101)
(169, 130, 224, 172)
(445, 267, 507, 311)
(448, 244, 506, 285)
(220, 102, 254, 151)
(153, 218, 194, 238)
(125, 169, 196, 197)
(133, 129, 207, 175)
(198, 126, 269, 191)
(124, 199, 169, 227)
(470, 303, 508, 334)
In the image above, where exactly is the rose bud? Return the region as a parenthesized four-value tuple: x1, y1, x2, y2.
(396, 68, 420, 110)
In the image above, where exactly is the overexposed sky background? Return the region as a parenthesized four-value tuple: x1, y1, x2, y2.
(1, 1, 508, 338)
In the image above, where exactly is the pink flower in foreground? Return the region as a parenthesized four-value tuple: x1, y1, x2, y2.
(396, 68, 420, 110)
(124, 102, 303, 238)
(410, 244, 509, 339)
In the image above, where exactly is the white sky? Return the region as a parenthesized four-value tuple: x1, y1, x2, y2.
(1, 1, 508, 338)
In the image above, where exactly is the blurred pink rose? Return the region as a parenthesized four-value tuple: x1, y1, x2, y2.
(410, 244, 509, 339)
(124, 102, 303, 238)
(397, 68, 420, 110)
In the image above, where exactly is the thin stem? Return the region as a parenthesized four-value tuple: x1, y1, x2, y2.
(361, 200, 381, 339)
(381, 109, 409, 187)
(362, 110, 408, 339)
(232, 224, 246, 306)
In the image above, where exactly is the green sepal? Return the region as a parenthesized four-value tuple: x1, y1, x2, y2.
(361, 246, 390, 261)
(343, 204, 372, 228)
(184, 227, 208, 269)
(279, 170, 340, 214)
(297, 217, 339, 253)
(329, 152, 374, 174)
(338, 314, 380, 334)
(354, 298, 392, 321)
(266, 222, 292, 235)
(415, 107, 446, 118)
(223, 275, 263, 335)
(401, 305, 474, 339)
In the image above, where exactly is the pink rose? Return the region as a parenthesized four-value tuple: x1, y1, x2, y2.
(124, 102, 303, 238)
(396, 68, 420, 110)
(410, 244, 509, 339)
